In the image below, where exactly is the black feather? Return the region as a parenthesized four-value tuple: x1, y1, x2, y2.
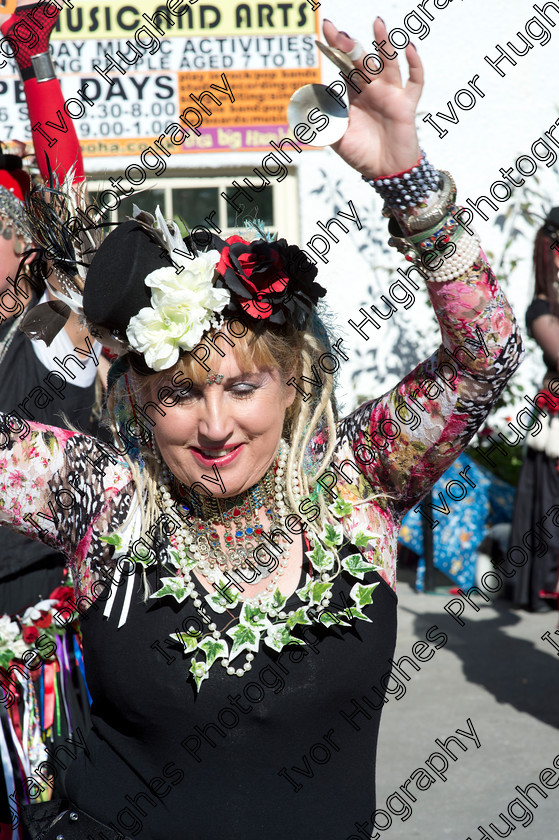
(20, 300, 71, 345)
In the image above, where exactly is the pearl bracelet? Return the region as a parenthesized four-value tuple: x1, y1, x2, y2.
(421, 230, 482, 282)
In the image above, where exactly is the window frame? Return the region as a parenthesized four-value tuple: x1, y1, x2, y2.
(87, 171, 299, 242)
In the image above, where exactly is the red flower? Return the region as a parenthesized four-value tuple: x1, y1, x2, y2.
(216, 236, 291, 319)
(35, 611, 52, 628)
(22, 626, 40, 644)
(211, 235, 324, 327)
(49, 585, 75, 612)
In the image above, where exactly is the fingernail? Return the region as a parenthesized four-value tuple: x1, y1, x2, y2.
(323, 18, 332, 24)
(410, 42, 417, 49)
(340, 31, 351, 38)
(376, 16, 385, 24)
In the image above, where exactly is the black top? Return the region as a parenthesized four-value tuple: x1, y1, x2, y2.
(66, 549, 397, 840)
(525, 297, 558, 372)
(0, 316, 97, 598)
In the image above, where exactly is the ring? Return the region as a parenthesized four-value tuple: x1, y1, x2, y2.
(345, 41, 364, 61)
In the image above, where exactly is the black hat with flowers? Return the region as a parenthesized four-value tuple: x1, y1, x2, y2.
(81, 211, 326, 373)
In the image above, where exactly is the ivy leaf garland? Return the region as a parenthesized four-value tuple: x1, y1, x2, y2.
(239, 601, 270, 629)
(352, 529, 381, 549)
(141, 494, 386, 692)
(297, 578, 334, 606)
(170, 630, 200, 654)
(227, 622, 262, 660)
(349, 581, 380, 609)
(99, 533, 124, 550)
(330, 494, 354, 518)
(189, 658, 210, 690)
(320, 521, 344, 548)
(168, 548, 197, 572)
(342, 554, 381, 580)
(199, 637, 229, 667)
(308, 542, 336, 571)
(268, 588, 288, 614)
(151, 577, 191, 603)
(264, 623, 305, 652)
(285, 607, 312, 629)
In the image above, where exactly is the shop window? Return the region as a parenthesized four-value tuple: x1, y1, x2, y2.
(87, 174, 298, 242)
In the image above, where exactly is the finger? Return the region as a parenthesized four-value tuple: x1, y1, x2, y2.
(322, 18, 348, 50)
(322, 19, 363, 64)
(372, 16, 402, 88)
(321, 20, 370, 102)
(404, 43, 424, 103)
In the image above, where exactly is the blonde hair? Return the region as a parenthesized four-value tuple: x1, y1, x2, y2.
(105, 318, 339, 541)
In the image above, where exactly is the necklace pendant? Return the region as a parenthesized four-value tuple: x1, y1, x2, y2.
(195, 536, 211, 557)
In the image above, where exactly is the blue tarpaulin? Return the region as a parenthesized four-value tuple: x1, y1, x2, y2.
(398, 453, 516, 591)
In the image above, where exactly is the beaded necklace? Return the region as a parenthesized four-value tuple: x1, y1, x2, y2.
(163, 466, 278, 584)
(136, 441, 383, 691)
(157, 441, 296, 594)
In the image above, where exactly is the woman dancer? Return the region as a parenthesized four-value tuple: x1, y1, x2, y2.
(507, 209, 559, 611)
(0, 16, 522, 840)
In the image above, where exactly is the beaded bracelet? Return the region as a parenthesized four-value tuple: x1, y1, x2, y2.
(363, 150, 439, 211)
(387, 206, 482, 283)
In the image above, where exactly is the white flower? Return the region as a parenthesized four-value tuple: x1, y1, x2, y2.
(126, 252, 230, 372)
(0, 614, 27, 660)
(21, 600, 57, 623)
(10, 638, 28, 660)
(0, 614, 21, 644)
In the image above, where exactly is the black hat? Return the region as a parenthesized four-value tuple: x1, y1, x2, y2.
(83, 219, 160, 340)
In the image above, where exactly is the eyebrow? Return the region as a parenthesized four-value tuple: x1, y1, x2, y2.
(170, 370, 268, 389)
(213, 371, 268, 385)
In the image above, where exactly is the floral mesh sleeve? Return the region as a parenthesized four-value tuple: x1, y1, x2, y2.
(0, 423, 134, 596)
(329, 253, 523, 585)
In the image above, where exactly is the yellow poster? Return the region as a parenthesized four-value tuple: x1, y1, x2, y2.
(1, 0, 322, 155)
(54, 0, 318, 40)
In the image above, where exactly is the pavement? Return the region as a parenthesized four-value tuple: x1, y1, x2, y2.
(371, 571, 558, 840)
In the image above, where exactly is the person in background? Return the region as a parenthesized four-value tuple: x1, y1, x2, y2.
(507, 208, 559, 612)
(0, 2, 102, 833)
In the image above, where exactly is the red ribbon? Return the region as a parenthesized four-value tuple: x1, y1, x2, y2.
(10, 694, 22, 745)
(43, 661, 56, 732)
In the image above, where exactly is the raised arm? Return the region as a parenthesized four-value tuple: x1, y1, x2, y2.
(319, 17, 523, 515)
(0, 0, 92, 350)
(335, 257, 521, 515)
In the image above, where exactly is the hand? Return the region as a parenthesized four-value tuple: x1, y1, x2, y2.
(322, 17, 423, 180)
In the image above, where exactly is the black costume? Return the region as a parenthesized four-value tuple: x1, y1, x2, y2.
(507, 298, 559, 610)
